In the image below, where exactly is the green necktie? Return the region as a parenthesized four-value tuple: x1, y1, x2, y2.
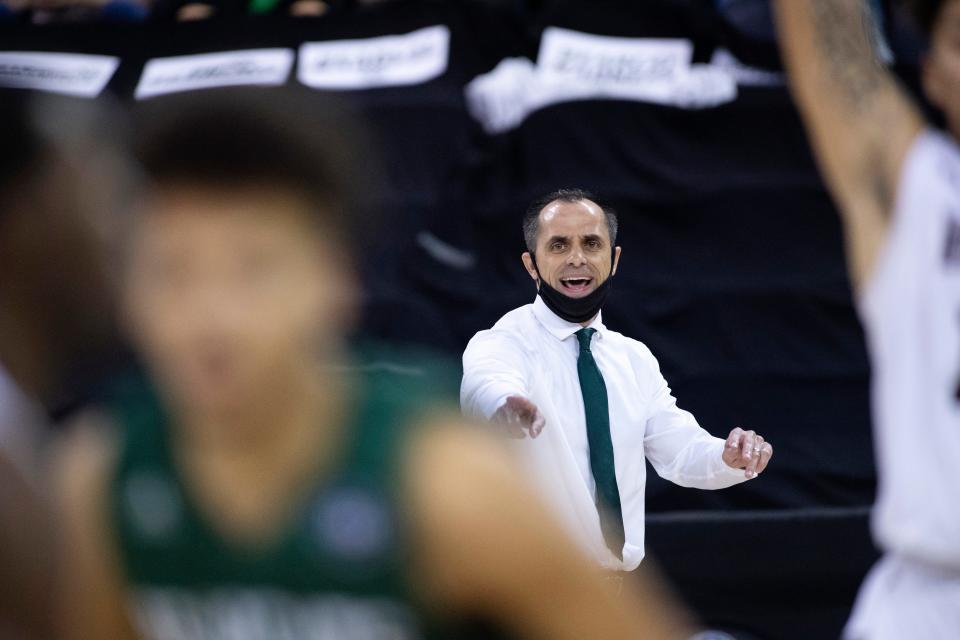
(575, 328, 625, 560)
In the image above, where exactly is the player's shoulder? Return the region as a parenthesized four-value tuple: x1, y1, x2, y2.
(900, 129, 960, 200)
(403, 418, 527, 538)
(878, 128, 960, 281)
(918, 128, 960, 163)
(52, 408, 122, 514)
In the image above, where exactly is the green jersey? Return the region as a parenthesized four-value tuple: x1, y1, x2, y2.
(107, 352, 494, 640)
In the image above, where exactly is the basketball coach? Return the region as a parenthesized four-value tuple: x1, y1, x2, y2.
(461, 189, 774, 571)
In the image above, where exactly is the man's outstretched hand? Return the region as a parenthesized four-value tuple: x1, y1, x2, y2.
(722, 427, 773, 479)
(492, 395, 546, 439)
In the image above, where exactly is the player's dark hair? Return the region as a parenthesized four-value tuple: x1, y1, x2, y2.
(901, 0, 948, 35)
(134, 88, 367, 241)
(522, 188, 618, 252)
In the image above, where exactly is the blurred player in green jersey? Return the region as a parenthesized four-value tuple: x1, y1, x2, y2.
(55, 90, 691, 640)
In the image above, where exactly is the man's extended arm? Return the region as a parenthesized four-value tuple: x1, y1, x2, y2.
(461, 331, 544, 437)
(772, 0, 925, 290)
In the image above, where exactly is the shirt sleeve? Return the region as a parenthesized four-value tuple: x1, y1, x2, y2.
(460, 330, 532, 420)
(639, 351, 747, 489)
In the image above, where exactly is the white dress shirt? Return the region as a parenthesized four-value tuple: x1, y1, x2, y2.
(461, 296, 748, 570)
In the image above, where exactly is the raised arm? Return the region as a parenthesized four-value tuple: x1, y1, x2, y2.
(406, 418, 693, 640)
(772, 0, 925, 289)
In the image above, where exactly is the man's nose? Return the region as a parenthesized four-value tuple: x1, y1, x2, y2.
(567, 247, 586, 266)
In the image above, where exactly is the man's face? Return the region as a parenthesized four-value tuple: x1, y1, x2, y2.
(924, 0, 960, 138)
(124, 185, 356, 420)
(521, 199, 621, 299)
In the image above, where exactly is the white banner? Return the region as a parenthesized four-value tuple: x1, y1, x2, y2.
(298, 25, 449, 90)
(134, 49, 294, 100)
(0, 51, 119, 97)
(466, 28, 739, 134)
(538, 28, 694, 100)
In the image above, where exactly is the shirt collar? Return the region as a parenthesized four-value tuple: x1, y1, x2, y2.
(531, 294, 606, 342)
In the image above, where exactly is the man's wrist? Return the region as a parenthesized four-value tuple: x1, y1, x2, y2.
(718, 442, 749, 478)
(720, 459, 747, 477)
(486, 394, 515, 421)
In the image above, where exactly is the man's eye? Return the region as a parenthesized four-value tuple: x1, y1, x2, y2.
(551, 242, 565, 251)
(587, 240, 600, 249)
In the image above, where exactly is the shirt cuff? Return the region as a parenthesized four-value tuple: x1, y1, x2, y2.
(483, 393, 514, 421)
(718, 461, 750, 481)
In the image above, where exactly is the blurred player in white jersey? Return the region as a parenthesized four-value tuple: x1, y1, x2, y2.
(773, 1, 960, 638)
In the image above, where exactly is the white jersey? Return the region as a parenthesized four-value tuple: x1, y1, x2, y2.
(0, 364, 46, 483)
(860, 130, 960, 570)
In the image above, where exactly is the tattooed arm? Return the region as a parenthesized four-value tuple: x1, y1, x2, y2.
(772, 1, 925, 290)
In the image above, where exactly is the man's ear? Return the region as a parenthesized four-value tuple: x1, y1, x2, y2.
(521, 252, 539, 284)
(611, 246, 622, 276)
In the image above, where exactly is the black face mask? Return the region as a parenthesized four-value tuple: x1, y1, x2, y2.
(530, 253, 614, 324)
